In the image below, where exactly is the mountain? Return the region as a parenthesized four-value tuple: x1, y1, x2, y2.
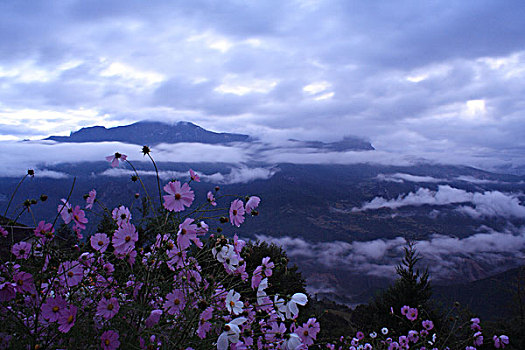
(45, 121, 252, 145)
(288, 136, 375, 151)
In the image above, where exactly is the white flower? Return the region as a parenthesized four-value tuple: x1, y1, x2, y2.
(217, 317, 247, 350)
(274, 294, 286, 320)
(381, 327, 389, 335)
(283, 333, 303, 350)
(285, 293, 307, 319)
(370, 332, 377, 338)
(225, 289, 243, 315)
(256, 277, 269, 306)
(212, 244, 240, 270)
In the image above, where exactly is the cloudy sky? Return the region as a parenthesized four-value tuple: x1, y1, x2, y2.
(1, 0, 525, 170)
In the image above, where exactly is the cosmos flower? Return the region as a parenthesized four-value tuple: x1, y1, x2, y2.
(0, 226, 7, 237)
(406, 307, 418, 321)
(163, 181, 194, 212)
(12, 241, 31, 259)
(163, 289, 186, 315)
(58, 305, 77, 333)
(41, 296, 68, 322)
(207, 191, 217, 206)
(105, 152, 127, 167)
(85, 189, 96, 209)
(90, 233, 110, 253)
(229, 199, 245, 227)
(295, 318, 320, 346)
(34, 221, 54, 239)
(177, 218, 199, 250)
(101, 330, 120, 350)
(285, 293, 308, 319)
(57, 199, 73, 224)
(71, 205, 88, 230)
(97, 297, 120, 320)
(112, 205, 131, 227)
(57, 260, 84, 287)
(13, 271, 36, 294)
(189, 169, 200, 182)
(217, 317, 247, 350)
(225, 289, 243, 315)
(145, 309, 163, 328)
(493, 335, 509, 348)
(112, 222, 138, 255)
(422, 320, 434, 330)
(245, 196, 261, 213)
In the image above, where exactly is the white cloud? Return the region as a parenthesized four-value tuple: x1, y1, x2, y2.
(376, 173, 446, 183)
(353, 185, 525, 219)
(256, 225, 525, 281)
(100, 165, 278, 184)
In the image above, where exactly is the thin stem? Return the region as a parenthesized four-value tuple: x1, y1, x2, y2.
(147, 153, 163, 208)
(3, 173, 28, 218)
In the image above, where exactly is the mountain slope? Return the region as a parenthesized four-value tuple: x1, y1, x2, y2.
(45, 121, 251, 145)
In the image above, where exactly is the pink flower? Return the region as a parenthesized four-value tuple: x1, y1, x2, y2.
(34, 221, 54, 239)
(295, 318, 320, 346)
(71, 205, 88, 230)
(0, 282, 16, 301)
(57, 199, 73, 224)
(494, 335, 509, 348)
(422, 320, 434, 330)
(407, 330, 419, 343)
(197, 307, 213, 339)
(0, 225, 8, 237)
(229, 199, 245, 227)
(163, 181, 194, 212)
(401, 305, 410, 315)
(207, 191, 217, 206)
(90, 233, 110, 253)
(101, 330, 120, 350)
(406, 307, 418, 321)
(42, 296, 68, 322)
(473, 331, 483, 346)
(145, 309, 163, 328)
(58, 260, 84, 287)
(399, 336, 408, 347)
(12, 241, 31, 259)
(245, 196, 261, 213)
(105, 152, 127, 167)
(97, 297, 120, 320)
(86, 189, 96, 209)
(189, 169, 200, 182)
(58, 305, 77, 333)
(112, 205, 131, 227)
(112, 222, 138, 255)
(163, 289, 186, 315)
(13, 271, 36, 294)
(177, 218, 200, 250)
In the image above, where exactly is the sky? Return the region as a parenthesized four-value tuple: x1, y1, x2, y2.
(1, 0, 525, 172)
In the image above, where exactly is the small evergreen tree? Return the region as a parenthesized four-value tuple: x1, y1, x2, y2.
(351, 240, 436, 334)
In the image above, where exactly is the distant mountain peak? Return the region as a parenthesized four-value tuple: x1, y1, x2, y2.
(288, 136, 374, 151)
(45, 120, 251, 146)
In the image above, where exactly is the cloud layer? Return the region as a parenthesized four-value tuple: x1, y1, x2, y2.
(257, 225, 525, 283)
(353, 185, 525, 219)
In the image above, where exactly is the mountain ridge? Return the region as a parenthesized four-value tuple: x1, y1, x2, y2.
(44, 120, 375, 151)
(45, 121, 252, 146)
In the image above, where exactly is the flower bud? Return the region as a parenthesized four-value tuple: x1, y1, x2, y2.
(40, 194, 48, 202)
